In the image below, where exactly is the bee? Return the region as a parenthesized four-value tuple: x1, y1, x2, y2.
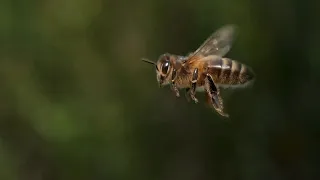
(142, 25, 255, 117)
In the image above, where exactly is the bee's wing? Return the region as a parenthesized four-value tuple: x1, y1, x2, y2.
(189, 25, 237, 59)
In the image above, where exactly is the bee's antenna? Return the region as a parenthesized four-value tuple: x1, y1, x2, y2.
(141, 58, 155, 65)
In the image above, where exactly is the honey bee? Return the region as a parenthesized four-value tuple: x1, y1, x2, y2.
(142, 25, 255, 117)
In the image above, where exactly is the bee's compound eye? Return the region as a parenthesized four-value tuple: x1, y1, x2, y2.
(161, 61, 170, 74)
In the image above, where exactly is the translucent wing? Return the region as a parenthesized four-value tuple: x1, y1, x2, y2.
(189, 25, 237, 58)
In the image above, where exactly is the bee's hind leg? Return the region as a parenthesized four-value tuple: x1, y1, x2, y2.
(170, 68, 180, 97)
(189, 68, 199, 103)
(204, 74, 229, 117)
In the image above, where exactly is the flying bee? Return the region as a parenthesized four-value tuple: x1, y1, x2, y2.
(142, 25, 255, 117)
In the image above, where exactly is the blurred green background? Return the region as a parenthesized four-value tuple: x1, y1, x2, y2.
(1, 0, 320, 179)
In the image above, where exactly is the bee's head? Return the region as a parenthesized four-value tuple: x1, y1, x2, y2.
(142, 53, 173, 87)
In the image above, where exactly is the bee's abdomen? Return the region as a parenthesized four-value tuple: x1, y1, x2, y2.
(207, 58, 255, 87)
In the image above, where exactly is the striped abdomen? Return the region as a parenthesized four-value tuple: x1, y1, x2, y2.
(206, 58, 255, 87)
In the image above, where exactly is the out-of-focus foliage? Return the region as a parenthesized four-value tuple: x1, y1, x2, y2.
(0, 0, 319, 179)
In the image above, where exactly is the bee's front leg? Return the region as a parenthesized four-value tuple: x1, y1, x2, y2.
(171, 68, 180, 97)
(204, 73, 229, 117)
(189, 68, 199, 103)
(185, 88, 191, 102)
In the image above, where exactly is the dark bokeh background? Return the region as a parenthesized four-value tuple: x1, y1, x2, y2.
(1, 0, 320, 180)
